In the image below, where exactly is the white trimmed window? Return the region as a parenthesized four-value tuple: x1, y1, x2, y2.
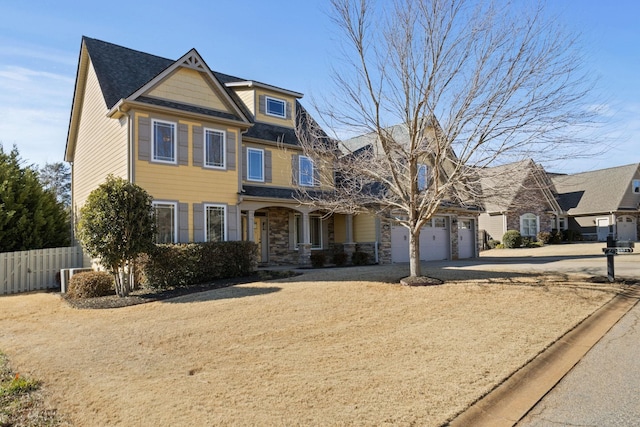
(247, 148, 264, 181)
(265, 96, 286, 118)
(152, 120, 177, 163)
(520, 213, 538, 237)
(558, 217, 567, 230)
(633, 179, 640, 194)
(205, 204, 226, 242)
(294, 214, 322, 249)
(417, 164, 429, 191)
(205, 129, 225, 169)
(299, 156, 315, 187)
(153, 202, 177, 243)
(433, 217, 446, 228)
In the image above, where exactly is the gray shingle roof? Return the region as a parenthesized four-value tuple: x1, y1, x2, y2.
(551, 163, 640, 214)
(81, 37, 322, 146)
(83, 37, 172, 109)
(478, 159, 561, 213)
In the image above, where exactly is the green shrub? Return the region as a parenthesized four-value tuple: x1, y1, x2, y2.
(502, 230, 522, 248)
(550, 229, 563, 244)
(563, 229, 582, 242)
(536, 231, 552, 244)
(352, 251, 370, 266)
(332, 251, 349, 266)
(310, 252, 326, 268)
(495, 243, 505, 249)
(67, 271, 114, 299)
(140, 241, 258, 289)
(487, 239, 501, 249)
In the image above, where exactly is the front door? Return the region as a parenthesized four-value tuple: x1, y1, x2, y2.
(254, 217, 269, 263)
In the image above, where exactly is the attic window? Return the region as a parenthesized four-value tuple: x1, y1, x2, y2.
(265, 96, 286, 118)
(633, 179, 640, 194)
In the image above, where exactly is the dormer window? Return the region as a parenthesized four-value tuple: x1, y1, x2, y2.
(633, 179, 640, 194)
(265, 96, 286, 118)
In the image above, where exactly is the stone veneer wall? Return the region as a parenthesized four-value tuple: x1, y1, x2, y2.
(378, 219, 392, 264)
(265, 207, 298, 265)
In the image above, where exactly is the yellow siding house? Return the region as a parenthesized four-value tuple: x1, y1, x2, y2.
(65, 37, 377, 266)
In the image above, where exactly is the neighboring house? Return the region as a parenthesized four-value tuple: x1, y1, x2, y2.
(551, 163, 640, 241)
(341, 123, 481, 262)
(65, 37, 381, 266)
(478, 159, 563, 243)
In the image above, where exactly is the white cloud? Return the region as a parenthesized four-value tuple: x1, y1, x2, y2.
(0, 65, 74, 166)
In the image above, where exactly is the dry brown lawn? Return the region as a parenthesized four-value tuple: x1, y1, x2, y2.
(0, 266, 618, 426)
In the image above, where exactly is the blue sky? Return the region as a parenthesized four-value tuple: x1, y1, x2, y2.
(0, 0, 638, 173)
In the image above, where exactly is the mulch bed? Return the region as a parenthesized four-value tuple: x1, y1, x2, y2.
(63, 270, 300, 310)
(400, 276, 444, 286)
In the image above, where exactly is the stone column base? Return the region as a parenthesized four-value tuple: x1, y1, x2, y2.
(298, 244, 312, 267)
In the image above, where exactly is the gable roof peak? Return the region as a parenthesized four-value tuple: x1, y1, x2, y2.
(178, 48, 206, 71)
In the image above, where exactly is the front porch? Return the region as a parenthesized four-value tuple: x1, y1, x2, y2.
(239, 204, 381, 267)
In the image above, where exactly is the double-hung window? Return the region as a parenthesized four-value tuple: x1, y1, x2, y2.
(294, 214, 322, 249)
(152, 120, 176, 163)
(299, 156, 315, 187)
(417, 164, 429, 191)
(205, 129, 225, 169)
(521, 213, 538, 237)
(153, 202, 177, 243)
(265, 96, 286, 118)
(205, 204, 226, 242)
(247, 148, 264, 181)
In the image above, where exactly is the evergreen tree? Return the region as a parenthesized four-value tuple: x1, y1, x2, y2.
(0, 145, 70, 252)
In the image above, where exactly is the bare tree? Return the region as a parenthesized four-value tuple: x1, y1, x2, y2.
(296, 0, 598, 277)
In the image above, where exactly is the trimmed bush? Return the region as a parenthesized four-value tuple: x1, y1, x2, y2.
(536, 231, 552, 244)
(67, 271, 114, 299)
(140, 241, 258, 289)
(352, 251, 370, 266)
(310, 252, 326, 268)
(550, 229, 563, 244)
(487, 239, 501, 249)
(332, 251, 349, 266)
(502, 230, 522, 248)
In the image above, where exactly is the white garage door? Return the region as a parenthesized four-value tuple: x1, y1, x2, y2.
(391, 225, 410, 263)
(419, 217, 449, 261)
(391, 217, 450, 263)
(617, 216, 637, 241)
(458, 218, 475, 259)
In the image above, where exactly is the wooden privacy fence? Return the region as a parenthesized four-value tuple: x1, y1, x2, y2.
(0, 246, 85, 295)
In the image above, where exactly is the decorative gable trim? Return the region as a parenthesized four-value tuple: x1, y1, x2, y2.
(125, 49, 250, 124)
(180, 52, 206, 71)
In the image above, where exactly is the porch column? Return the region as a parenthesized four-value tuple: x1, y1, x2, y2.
(298, 212, 311, 266)
(344, 214, 356, 263)
(247, 210, 255, 242)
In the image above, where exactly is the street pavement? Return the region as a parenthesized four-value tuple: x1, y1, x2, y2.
(517, 299, 640, 426)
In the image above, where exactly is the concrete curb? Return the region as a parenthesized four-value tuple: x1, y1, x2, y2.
(448, 286, 640, 427)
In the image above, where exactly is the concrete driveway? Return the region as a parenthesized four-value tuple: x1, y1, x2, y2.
(438, 242, 640, 280)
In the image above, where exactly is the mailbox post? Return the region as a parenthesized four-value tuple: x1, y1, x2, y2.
(602, 247, 616, 282)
